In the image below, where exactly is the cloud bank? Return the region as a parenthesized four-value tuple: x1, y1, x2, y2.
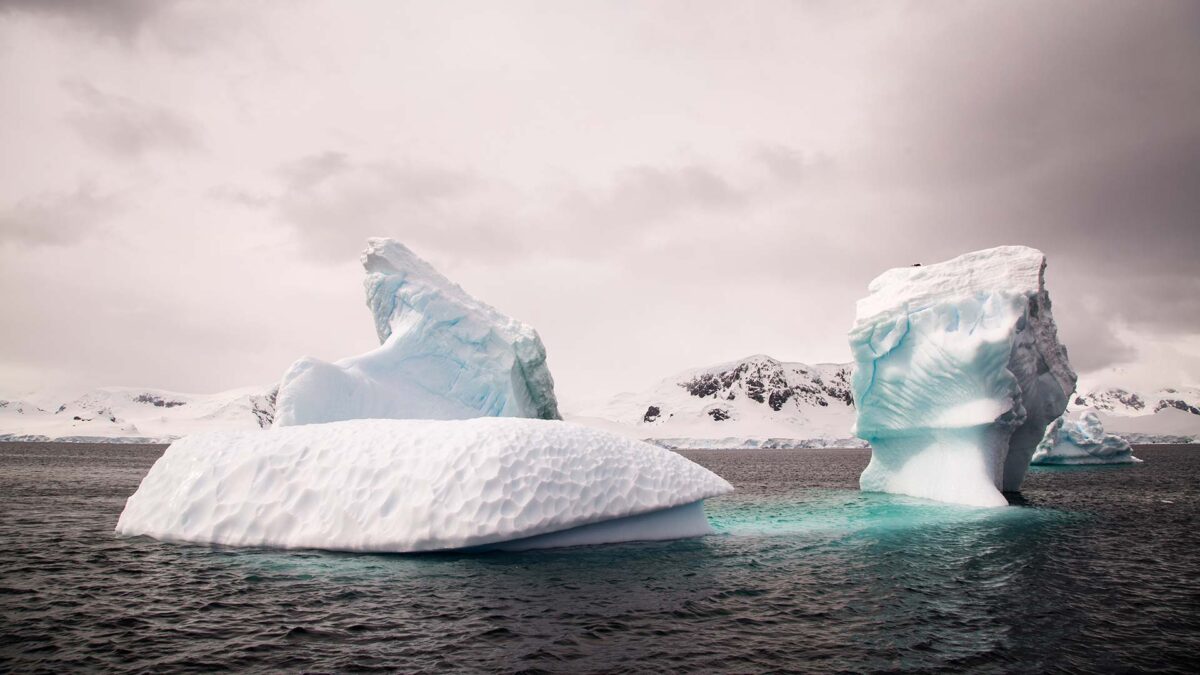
(0, 0, 1197, 406)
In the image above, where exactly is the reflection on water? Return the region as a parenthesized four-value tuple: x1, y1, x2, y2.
(1, 443, 1197, 672)
(709, 488, 1075, 537)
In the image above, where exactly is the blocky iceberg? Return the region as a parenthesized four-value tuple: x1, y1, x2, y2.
(274, 238, 559, 427)
(1031, 411, 1141, 465)
(849, 246, 1077, 507)
(115, 418, 732, 552)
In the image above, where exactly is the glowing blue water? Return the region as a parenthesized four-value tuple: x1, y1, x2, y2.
(1, 444, 1197, 672)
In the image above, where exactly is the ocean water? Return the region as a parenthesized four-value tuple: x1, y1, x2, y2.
(1, 443, 1198, 673)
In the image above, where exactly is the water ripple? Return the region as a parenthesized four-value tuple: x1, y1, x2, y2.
(1, 443, 1198, 673)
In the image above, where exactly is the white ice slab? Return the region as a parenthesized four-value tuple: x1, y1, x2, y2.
(115, 417, 732, 552)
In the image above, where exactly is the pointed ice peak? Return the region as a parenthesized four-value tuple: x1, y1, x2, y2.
(274, 238, 560, 426)
(360, 237, 524, 346)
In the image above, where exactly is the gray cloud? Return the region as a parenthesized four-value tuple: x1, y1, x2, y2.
(0, 183, 119, 247)
(1052, 302, 1138, 374)
(269, 148, 827, 267)
(271, 152, 486, 262)
(0, 0, 167, 42)
(872, 2, 1200, 190)
(568, 164, 744, 215)
(207, 184, 272, 210)
(1, 1, 1198, 403)
(62, 80, 201, 159)
(590, 164, 747, 219)
(277, 152, 352, 192)
(266, 150, 787, 276)
(753, 145, 833, 186)
(850, 0, 1200, 362)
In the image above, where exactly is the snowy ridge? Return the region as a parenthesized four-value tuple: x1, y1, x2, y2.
(1068, 385, 1200, 442)
(0, 386, 276, 443)
(273, 238, 559, 427)
(648, 437, 868, 450)
(116, 418, 732, 552)
(1073, 385, 1200, 417)
(576, 355, 859, 447)
(4, 378, 1197, 445)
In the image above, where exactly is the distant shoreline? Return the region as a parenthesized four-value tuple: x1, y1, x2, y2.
(2, 437, 1197, 451)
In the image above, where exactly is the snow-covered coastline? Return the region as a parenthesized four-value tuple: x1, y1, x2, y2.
(0, 386, 276, 444)
(4, 377, 1198, 446)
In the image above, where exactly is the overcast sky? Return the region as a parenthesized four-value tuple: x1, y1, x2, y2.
(1, 0, 1198, 409)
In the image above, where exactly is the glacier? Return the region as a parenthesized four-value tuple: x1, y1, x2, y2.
(1031, 411, 1142, 465)
(273, 238, 559, 427)
(849, 246, 1077, 507)
(115, 418, 733, 552)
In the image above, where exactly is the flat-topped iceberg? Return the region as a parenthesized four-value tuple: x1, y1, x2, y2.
(115, 418, 732, 552)
(850, 246, 1077, 507)
(1032, 411, 1141, 465)
(274, 238, 559, 427)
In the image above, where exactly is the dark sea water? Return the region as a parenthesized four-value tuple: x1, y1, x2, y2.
(2, 442, 1198, 673)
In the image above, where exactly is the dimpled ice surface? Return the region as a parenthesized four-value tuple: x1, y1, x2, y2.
(849, 246, 1077, 506)
(1031, 410, 1142, 465)
(114, 418, 732, 552)
(273, 238, 559, 427)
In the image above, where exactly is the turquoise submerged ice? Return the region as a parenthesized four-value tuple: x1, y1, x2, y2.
(1032, 411, 1141, 465)
(849, 246, 1077, 507)
(273, 238, 559, 426)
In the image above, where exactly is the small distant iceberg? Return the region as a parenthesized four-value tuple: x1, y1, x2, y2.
(115, 418, 732, 552)
(849, 246, 1077, 507)
(274, 238, 560, 427)
(1031, 411, 1142, 465)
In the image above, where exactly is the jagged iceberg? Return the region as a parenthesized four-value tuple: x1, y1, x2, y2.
(1031, 411, 1141, 465)
(274, 238, 559, 427)
(115, 418, 732, 552)
(849, 246, 1077, 507)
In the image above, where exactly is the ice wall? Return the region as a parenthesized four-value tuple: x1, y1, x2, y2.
(274, 238, 559, 426)
(1031, 411, 1141, 465)
(849, 246, 1077, 506)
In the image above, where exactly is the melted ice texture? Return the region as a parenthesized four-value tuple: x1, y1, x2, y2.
(1031, 411, 1141, 465)
(273, 238, 559, 426)
(115, 418, 732, 552)
(850, 246, 1077, 507)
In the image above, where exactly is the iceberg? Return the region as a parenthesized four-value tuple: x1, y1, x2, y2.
(849, 246, 1077, 507)
(1031, 411, 1141, 465)
(274, 238, 559, 427)
(115, 418, 732, 552)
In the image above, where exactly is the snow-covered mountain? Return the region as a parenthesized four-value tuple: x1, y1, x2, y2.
(1070, 386, 1200, 442)
(571, 354, 1200, 448)
(3, 361, 1197, 446)
(1072, 386, 1200, 416)
(0, 386, 276, 443)
(573, 355, 864, 448)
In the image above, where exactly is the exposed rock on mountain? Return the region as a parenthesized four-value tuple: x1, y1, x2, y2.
(575, 355, 858, 446)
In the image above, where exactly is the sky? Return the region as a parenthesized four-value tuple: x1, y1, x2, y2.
(1, 0, 1198, 411)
